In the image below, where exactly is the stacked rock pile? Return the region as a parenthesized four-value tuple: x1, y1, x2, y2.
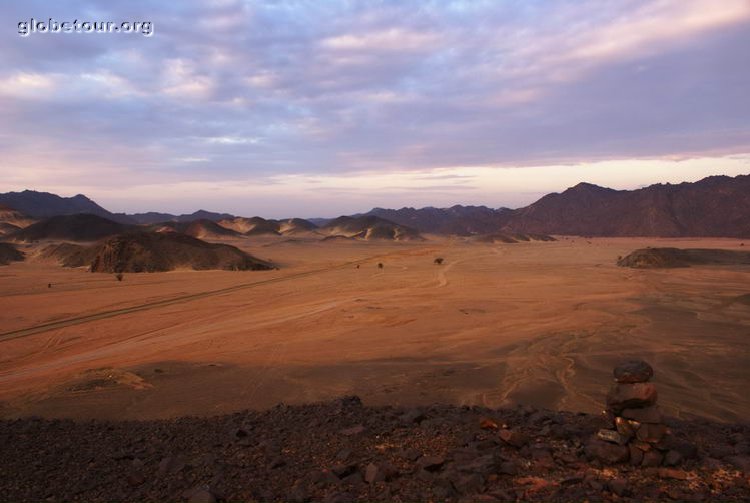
(590, 359, 685, 466)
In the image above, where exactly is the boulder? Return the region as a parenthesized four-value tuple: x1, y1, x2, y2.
(621, 406, 663, 424)
(498, 429, 529, 448)
(585, 438, 630, 464)
(613, 360, 654, 383)
(606, 382, 657, 413)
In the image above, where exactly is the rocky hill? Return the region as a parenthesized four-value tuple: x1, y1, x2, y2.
(127, 210, 236, 225)
(0, 242, 24, 265)
(9, 214, 134, 242)
(0, 396, 748, 502)
(617, 247, 750, 268)
(472, 233, 557, 244)
(6, 174, 749, 238)
(0, 190, 134, 224)
(366, 206, 513, 236)
(504, 175, 750, 237)
(218, 217, 318, 236)
(322, 216, 423, 241)
(363, 175, 750, 237)
(153, 219, 241, 240)
(0, 204, 36, 231)
(46, 232, 274, 273)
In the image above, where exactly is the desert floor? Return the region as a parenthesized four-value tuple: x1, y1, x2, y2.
(0, 236, 748, 422)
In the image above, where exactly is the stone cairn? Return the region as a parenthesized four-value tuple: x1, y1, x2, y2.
(590, 360, 681, 466)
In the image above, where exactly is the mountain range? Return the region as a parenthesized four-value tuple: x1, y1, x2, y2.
(363, 175, 750, 237)
(2, 174, 748, 238)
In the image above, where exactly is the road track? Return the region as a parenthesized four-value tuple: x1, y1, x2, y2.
(0, 257, 377, 343)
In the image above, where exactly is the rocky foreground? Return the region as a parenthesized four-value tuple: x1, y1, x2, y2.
(1, 397, 749, 502)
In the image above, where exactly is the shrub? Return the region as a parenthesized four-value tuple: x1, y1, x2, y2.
(115, 273, 124, 282)
(434, 257, 444, 265)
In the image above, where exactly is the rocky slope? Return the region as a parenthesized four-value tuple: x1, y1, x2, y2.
(504, 175, 750, 237)
(366, 206, 513, 236)
(88, 233, 274, 273)
(0, 397, 748, 502)
(618, 248, 750, 268)
(0, 204, 36, 229)
(128, 210, 236, 225)
(0, 190, 134, 224)
(153, 220, 241, 240)
(364, 175, 750, 238)
(0, 242, 24, 265)
(9, 214, 134, 242)
(322, 216, 423, 241)
(472, 233, 557, 244)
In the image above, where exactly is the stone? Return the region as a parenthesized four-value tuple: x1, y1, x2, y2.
(621, 405, 663, 424)
(613, 360, 654, 383)
(585, 438, 630, 464)
(597, 429, 626, 445)
(641, 449, 664, 467)
(458, 454, 499, 476)
(635, 423, 667, 443)
(399, 447, 422, 461)
(339, 425, 365, 436)
(364, 462, 398, 484)
(629, 444, 644, 466)
(341, 472, 363, 487)
(663, 450, 683, 466)
(499, 428, 529, 448)
(401, 408, 427, 424)
(499, 461, 518, 475)
(452, 473, 484, 495)
(658, 468, 689, 480)
(418, 455, 446, 472)
(606, 382, 658, 413)
(126, 472, 145, 487)
(631, 440, 652, 452)
(608, 477, 628, 496)
(479, 417, 499, 430)
(331, 463, 357, 479)
(157, 455, 186, 475)
(615, 417, 636, 441)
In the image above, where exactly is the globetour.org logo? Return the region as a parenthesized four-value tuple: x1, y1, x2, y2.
(18, 18, 154, 37)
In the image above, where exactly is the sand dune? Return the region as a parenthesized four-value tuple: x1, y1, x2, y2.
(0, 237, 748, 423)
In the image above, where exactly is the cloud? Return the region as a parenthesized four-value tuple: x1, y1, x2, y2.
(0, 0, 748, 215)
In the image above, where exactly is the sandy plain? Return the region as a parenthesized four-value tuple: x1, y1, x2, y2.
(0, 236, 748, 422)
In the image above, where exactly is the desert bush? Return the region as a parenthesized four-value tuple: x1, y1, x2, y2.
(115, 273, 124, 282)
(434, 257, 444, 265)
(377, 262, 384, 269)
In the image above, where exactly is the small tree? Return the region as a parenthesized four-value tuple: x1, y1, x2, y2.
(434, 257, 444, 265)
(115, 273, 124, 282)
(377, 262, 384, 269)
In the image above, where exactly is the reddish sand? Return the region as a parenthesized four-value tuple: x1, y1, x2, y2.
(0, 236, 748, 421)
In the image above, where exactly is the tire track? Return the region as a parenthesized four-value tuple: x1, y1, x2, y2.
(0, 253, 403, 343)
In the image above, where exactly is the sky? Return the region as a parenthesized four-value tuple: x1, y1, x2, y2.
(0, 0, 749, 218)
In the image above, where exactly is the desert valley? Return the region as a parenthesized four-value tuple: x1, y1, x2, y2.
(2, 1, 750, 500)
(1, 176, 750, 501)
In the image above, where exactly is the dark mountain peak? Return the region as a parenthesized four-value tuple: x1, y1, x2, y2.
(505, 173, 750, 237)
(565, 182, 616, 194)
(0, 190, 134, 223)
